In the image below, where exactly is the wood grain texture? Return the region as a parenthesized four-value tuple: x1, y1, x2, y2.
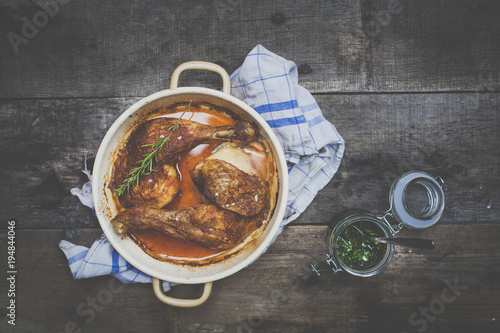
(1, 1, 499, 332)
(0, 0, 499, 98)
(310, 93, 500, 225)
(0, 224, 499, 333)
(0, 98, 141, 228)
(1, 93, 498, 228)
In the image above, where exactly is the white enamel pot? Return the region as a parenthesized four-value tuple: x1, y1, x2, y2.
(92, 61, 289, 307)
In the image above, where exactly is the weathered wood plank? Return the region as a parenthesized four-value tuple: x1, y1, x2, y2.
(0, 0, 499, 98)
(309, 92, 500, 225)
(0, 98, 140, 228)
(0, 224, 499, 332)
(363, 0, 500, 93)
(1, 93, 499, 228)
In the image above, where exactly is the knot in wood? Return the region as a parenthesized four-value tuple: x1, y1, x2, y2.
(271, 12, 285, 24)
(299, 64, 313, 75)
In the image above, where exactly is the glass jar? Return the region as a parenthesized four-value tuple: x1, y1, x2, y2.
(311, 171, 445, 277)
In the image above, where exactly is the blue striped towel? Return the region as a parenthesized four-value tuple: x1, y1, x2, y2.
(59, 44, 344, 289)
(231, 45, 344, 224)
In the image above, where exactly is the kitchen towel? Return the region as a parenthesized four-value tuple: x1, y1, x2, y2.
(59, 44, 345, 290)
(231, 44, 344, 224)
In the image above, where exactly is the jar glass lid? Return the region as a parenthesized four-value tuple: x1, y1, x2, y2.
(389, 171, 445, 229)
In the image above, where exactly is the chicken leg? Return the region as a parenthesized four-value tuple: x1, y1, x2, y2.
(111, 204, 267, 250)
(128, 118, 257, 165)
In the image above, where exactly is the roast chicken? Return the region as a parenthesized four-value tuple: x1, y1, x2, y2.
(190, 146, 268, 217)
(111, 203, 268, 250)
(109, 114, 275, 251)
(111, 117, 258, 208)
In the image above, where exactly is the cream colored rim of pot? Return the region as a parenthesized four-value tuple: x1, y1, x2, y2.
(93, 87, 289, 284)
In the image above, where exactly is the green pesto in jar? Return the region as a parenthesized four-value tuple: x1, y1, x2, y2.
(336, 222, 388, 270)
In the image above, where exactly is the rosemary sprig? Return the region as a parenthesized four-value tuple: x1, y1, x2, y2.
(114, 101, 192, 197)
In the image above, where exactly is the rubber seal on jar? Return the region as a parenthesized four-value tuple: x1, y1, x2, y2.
(389, 171, 445, 229)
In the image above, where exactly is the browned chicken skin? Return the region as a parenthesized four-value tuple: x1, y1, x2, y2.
(190, 159, 268, 216)
(130, 118, 256, 165)
(111, 204, 267, 250)
(111, 118, 258, 208)
(119, 164, 180, 209)
(109, 115, 272, 251)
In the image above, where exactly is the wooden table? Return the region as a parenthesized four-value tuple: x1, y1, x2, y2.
(1, 1, 499, 332)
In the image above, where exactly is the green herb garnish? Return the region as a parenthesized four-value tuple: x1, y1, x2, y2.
(337, 222, 387, 270)
(114, 101, 192, 196)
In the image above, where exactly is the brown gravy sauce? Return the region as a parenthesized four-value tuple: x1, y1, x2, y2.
(128, 103, 235, 262)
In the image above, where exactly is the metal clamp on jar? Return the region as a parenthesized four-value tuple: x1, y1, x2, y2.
(311, 171, 445, 277)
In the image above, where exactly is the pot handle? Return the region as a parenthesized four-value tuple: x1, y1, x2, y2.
(152, 278, 213, 307)
(170, 61, 231, 95)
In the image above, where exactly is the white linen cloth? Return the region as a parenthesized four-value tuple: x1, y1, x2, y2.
(59, 44, 345, 290)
